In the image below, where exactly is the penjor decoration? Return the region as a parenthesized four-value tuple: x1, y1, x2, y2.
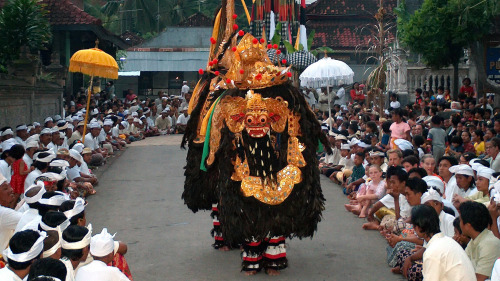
(181, 0, 330, 274)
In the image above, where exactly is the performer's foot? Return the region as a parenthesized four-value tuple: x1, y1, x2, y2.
(244, 271, 258, 276)
(265, 269, 281, 276)
(218, 245, 231, 251)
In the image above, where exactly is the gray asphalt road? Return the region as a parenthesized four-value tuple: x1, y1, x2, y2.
(86, 136, 402, 281)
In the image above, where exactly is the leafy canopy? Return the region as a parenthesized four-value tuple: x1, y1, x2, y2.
(0, 0, 51, 65)
(397, 0, 499, 68)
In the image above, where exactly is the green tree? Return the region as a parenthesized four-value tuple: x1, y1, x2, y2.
(397, 0, 500, 98)
(0, 0, 51, 69)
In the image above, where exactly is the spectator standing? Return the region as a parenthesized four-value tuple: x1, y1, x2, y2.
(427, 116, 447, 162)
(181, 81, 190, 100)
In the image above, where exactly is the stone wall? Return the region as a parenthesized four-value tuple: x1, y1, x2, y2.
(0, 74, 63, 128)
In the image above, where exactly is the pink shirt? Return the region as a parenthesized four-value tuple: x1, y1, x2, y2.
(390, 122, 410, 139)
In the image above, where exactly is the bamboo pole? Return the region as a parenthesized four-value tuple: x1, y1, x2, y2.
(81, 76, 93, 144)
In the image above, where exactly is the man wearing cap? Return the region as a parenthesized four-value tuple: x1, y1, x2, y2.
(67, 149, 97, 189)
(44, 118, 54, 129)
(32, 123, 41, 135)
(98, 120, 115, 155)
(67, 123, 83, 146)
(14, 125, 28, 148)
(39, 129, 53, 150)
(75, 228, 129, 281)
(0, 230, 46, 280)
(84, 123, 107, 166)
(421, 189, 455, 237)
(155, 109, 172, 135)
(447, 164, 478, 200)
(23, 140, 38, 169)
(176, 108, 190, 134)
(370, 150, 388, 173)
(181, 80, 189, 100)
(453, 166, 494, 209)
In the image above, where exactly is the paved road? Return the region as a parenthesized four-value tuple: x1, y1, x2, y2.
(86, 135, 402, 281)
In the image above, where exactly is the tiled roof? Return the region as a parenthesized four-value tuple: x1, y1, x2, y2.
(41, 0, 101, 26)
(306, 0, 397, 16)
(177, 12, 213, 27)
(307, 20, 394, 49)
(120, 31, 145, 47)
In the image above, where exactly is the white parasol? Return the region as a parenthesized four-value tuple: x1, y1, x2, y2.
(299, 57, 354, 131)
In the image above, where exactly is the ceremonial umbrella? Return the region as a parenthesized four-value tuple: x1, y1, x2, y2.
(299, 57, 354, 131)
(69, 40, 118, 143)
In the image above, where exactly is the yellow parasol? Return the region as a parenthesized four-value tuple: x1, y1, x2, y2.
(69, 39, 118, 143)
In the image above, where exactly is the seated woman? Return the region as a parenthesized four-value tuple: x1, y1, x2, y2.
(345, 165, 386, 218)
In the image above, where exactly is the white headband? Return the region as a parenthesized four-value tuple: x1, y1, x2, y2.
(36, 276, 61, 281)
(3, 231, 47, 262)
(39, 220, 70, 236)
(39, 195, 67, 207)
(63, 198, 86, 219)
(16, 125, 27, 131)
(24, 182, 46, 204)
(42, 238, 61, 258)
(61, 224, 92, 250)
(421, 188, 442, 204)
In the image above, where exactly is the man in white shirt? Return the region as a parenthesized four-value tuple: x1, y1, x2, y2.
(0, 174, 22, 251)
(333, 86, 346, 106)
(176, 108, 190, 134)
(84, 123, 107, 166)
(181, 81, 190, 100)
(421, 189, 455, 237)
(411, 205, 475, 281)
(14, 125, 29, 148)
(75, 228, 130, 281)
(23, 140, 39, 169)
(0, 230, 46, 281)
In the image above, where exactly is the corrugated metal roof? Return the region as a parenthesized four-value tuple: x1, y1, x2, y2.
(121, 51, 209, 72)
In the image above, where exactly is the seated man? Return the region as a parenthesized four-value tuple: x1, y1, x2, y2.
(0, 230, 45, 280)
(60, 225, 92, 281)
(83, 123, 107, 166)
(460, 201, 500, 281)
(0, 174, 22, 253)
(155, 109, 172, 135)
(176, 107, 190, 134)
(75, 228, 130, 281)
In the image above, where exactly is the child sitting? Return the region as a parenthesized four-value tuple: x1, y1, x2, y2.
(330, 144, 354, 184)
(446, 135, 464, 159)
(345, 164, 386, 218)
(343, 152, 365, 195)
